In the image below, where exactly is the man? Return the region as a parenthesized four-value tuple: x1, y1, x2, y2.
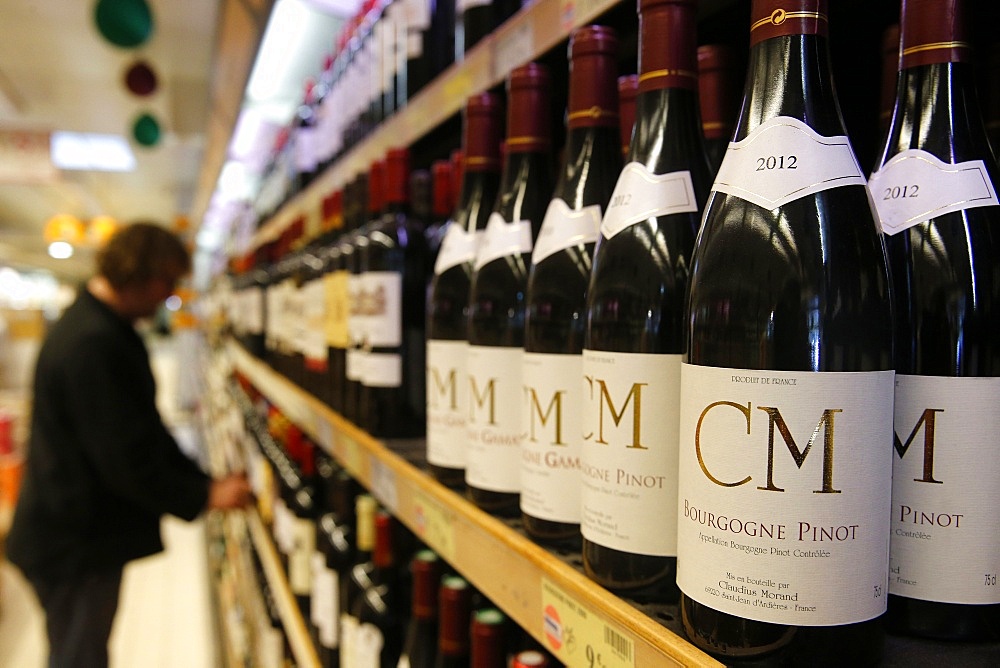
(6, 222, 252, 667)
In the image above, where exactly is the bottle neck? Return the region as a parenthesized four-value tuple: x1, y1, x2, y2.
(629, 87, 708, 171)
(556, 126, 621, 205)
(455, 168, 501, 233)
(495, 149, 552, 230)
(887, 61, 995, 163)
(736, 34, 846, 139)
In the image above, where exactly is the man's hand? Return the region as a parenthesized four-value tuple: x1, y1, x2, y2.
(207, 473, 253, 510)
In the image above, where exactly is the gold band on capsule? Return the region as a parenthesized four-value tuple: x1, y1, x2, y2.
(506, 136, 549, 146)
(751, 10, 827, 32)
(902, 40, 970, 56)
(638, 68, 697, 84)
(567, 107, 619, 122)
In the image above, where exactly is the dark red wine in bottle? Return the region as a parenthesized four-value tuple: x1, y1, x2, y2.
(878, 23, 902, 140)
(870, 0, 1000, 642)
(347, 165, 381, 425)
(696, 44, 740, 173)
(470, 608, 508, 668)
(522, 26, 621, 546)
(359, 147, 429, 438)
(468, 63, 554, 516)
(679, 1, 894, 663)
(426, 94, 503, 488)
(434, 576, 472, 668)
(352, 510, 405, 668)
(406, 0, 456, 100)
(399, 550, 443, 668)
(617, 74, 638, 160)
(581, 0, 711, 600)
(342, 494, 378, 667)
(425, 159, 456, 272)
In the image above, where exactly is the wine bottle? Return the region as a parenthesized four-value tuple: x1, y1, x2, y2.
(697, 44, 740, 173)
(302, 237, 331, 403)
(581, 0, 711, 599)
(353, 510, 406, 668)
(434, 576, 472, 668)
(323, 190, 350, 413)
(342, 494, 379, 667)
(347, 166, 381, 425)
(679, 1, 894, 662)
(293, 78, 320, 193)
(360, 147, 429, 438)
(878, 24, 902, 141)
(468, 62, 554, 516)
(425, 159, 456, 273)
(455, 0, 492, 61)
(869, 0, 1000, 642)
(522, 26, 621, 545)
(470, 608, 508, 668)
(617, 74, 638, 160)
(405, 0, 456, 100)
(426, 94, 503, 488)
(398, 550, 443, 668)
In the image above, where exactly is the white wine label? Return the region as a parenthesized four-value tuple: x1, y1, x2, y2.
(677, 364, 894, 626)
(532, 199, 602, 265)
(475, 213, 533, 270)
(407, 32, 423, 60)
(348, 274, 367, 348)
(600, 163, 698, 238)
(890, 374, 1000, 604)
(466, 345, 524, 493)
(869, 150, 1000, 235)
(434, 222, 477, 275)
(713, 116, 867, 210)
(363, 352, 402, 388)
(522, 352, 584, 523)
(302, 279, 328, 361)
(360, 271, 402, 347)
(346, 348, 364, 382)
(340, 614, 358, 668)
(295, 127, 318, 173)
(580, 350, 681, 557)
(310, 552, 326, 621)
(354, 622, 385, 668)
(426, 339, 468, 468)
(289, 517, 315, 596)
(404, 0, 431, 31)
(315, 564, 340, 648)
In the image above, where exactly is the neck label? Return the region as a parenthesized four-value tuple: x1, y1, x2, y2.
(532, 199, 602, 264)
(713, 116, 866, 210)
(600, 163, 698, 238)
(434, 221, 477, 275)
(475, 213, 533, 270)
(869, 149, 999, 235)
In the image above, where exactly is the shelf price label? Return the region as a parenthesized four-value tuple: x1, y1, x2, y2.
(412, 491, 457, 561)
(541, 579, 635, 668)
(370, 459, 399, 513)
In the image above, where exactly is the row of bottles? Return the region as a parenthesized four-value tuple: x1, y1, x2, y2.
(226, 373, 558, 667)
(217, 0, 1000, 664)
(253, 0, 540, 221)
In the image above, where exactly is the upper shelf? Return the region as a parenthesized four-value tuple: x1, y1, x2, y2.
(247, 0, 627, 252)
(227, 341, 721, 668)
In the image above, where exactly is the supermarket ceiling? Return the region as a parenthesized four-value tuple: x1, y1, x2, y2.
(0, 0, 349, 282)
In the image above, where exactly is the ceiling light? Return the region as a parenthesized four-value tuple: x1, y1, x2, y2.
(246, 0, 313, 103)
(51, 131, 136, 171)
(47, 241, 74, 259)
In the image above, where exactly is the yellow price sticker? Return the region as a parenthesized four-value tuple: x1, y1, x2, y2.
(412, 492, 456, 562)
(541, 578, 635, 668)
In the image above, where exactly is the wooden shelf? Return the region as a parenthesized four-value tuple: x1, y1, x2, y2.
(246, 508, 322, 668)
(228, 341, 720, 668)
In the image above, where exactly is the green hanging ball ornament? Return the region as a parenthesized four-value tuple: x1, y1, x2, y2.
(132, 113, 161, 147)
(94, 0, 154, 48)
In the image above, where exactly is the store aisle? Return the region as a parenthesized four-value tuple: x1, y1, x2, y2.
(0, 333, 219, 666)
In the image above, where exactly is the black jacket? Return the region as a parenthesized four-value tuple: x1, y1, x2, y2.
(6, 288, 210, 582)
